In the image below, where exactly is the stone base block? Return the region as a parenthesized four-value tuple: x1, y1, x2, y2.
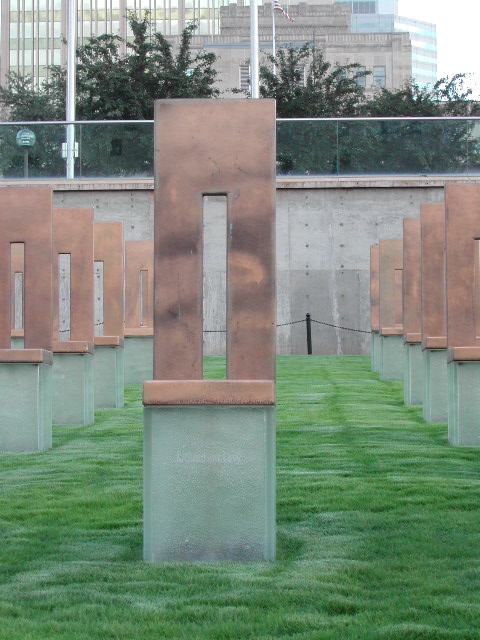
(371, 331, 380, 373)
(0, 362, 52, 452)
(423, 349, 447, 423)
(10, 337, 24, 350)
(404, 343, 423, 406)
(52, 353, 94, 425)
(448, 361, 480, 447)
(144, 405, 276, 562)
(94, 346, 124, 409)
(380, 335, 404, 381)
(124, 336, 153, 385)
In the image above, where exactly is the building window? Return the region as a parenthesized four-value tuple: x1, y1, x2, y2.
(373, 66, 386, 88)
(239, 64, 250, 91)
(352, 1, 376, 15)
(355, 65, 366, 87)
(295, 65, 306, 87)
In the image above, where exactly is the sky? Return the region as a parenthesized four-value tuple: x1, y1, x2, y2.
(398, 0, 480, 96)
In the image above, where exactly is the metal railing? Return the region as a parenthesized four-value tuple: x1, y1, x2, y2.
(2, 117, 480, 181)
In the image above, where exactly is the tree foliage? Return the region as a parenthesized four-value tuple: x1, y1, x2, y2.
(363, 74, 478, 117)
(260, 44, 368, 118)
(0, 14, 219, 177)
(264, 46, 480, 176)
(76, 14, 219, 120)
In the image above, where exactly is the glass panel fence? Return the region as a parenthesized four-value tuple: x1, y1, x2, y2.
(1, 118, 480, 180)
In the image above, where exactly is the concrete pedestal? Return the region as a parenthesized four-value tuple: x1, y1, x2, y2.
(94, 344, 124, 409)
(52, 351, 94, 425)
(448, 360, 480, 447)
(423, 349, 447, 423)
(380, 335, 404, 381)
(0, 360, 52, 452)
(124, 336, 153, 385)
(371, 331, 380, 373)
(404, 343, 423, 406)
(144, 405, 276, 562)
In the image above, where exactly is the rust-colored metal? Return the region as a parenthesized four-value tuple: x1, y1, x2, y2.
(10, 242, 24, 335)
(53, 208, 94, 346)
(52, 341, 95, 355)
(447, 346, 480, 363)
(94, 336, 124, 348)
(125, 327, 153, 337)
(382, 326, 404, 337)
(0, 349, 53, 364)
(143, 380, 275, 406)
(370, 244, 380, 332)
(153, 99, 276, 382)
(125, 241, 154, 333)
(94, 222, 124, 339)
(420, 203, 446, 350)
(403, 218, 422, 344)
(422, 337, 447, 350)
(379, 239, 403, 336)
(0, 188, 53, 353)
(445, 184, 480, 354)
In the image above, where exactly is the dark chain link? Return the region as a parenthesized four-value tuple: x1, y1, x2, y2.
(310, 318, 371, 334)
(58, 318, 371, 335)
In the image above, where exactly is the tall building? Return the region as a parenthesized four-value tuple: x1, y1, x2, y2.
(0, 0, 413, 94)
(0, 0, 233, 86)
(335, 0, 437, 87)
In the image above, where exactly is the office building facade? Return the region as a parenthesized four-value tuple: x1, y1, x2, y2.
(336, 0, 437, 87)
(0, 0, 412, 94)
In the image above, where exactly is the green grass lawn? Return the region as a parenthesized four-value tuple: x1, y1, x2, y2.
(1, 356, 479, 639)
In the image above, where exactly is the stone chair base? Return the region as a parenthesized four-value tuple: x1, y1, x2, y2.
(0, 350, 52, 452)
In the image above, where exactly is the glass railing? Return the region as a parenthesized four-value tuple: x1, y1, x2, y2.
(276, 118, 480, 177)
(1, 117, 480, 180)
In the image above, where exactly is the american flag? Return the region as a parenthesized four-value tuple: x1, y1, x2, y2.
(274, 0, 294, 22)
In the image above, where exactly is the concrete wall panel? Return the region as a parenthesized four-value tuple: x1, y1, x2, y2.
(49, 181, 448, 355)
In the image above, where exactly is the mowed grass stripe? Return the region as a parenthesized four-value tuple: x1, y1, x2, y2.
(0, 356, 479, 639)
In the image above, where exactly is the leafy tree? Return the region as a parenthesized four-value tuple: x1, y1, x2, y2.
(0, 14, 219, 177)
(260, 44, 369, 174)
(260, 44, 368, 118)
(343, 75, 480, 176)
(76, 14, 219, 120)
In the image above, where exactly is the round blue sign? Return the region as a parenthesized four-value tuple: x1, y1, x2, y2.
(16, 129, 36, 148)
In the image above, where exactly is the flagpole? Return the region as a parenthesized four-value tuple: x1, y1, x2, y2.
(272, 3, 276, 76)
(66, 0, 76, 178)
(250, 0, 259, 98)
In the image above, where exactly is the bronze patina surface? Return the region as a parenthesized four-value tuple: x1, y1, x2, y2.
(94, 336, 124, 348)
(52, 341, 95, 355)
(420, 204, 446, 351)
(94, 222, 124, 342)
(10, 242, 24, 337)
(0, 188, 53, 353)
(403, 218, 422, 344)
(153, 99, 276, 384)
(143, 380, 275, 406)
(53, 208, 94, 348)
(125, 241, 154, 337)
(370, 244, 380, 332)
(0, 349, 53, 364)
(379, 239, 403, 336)
(124, 328, 153, 337)
(423, 337, 447, 350)
(445, 184, 480, 360)
(447, 346, 480, 363)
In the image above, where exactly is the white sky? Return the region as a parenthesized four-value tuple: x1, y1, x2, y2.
(398, 0, 480, 96)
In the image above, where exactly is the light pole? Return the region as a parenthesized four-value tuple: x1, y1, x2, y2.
(66, 0, 77, 178)
(250, 0, 259, 98)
